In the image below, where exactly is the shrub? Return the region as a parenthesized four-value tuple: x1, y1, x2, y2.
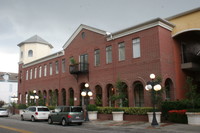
(97, 107, 152, 115)
(48, 106, 55, 110)
(87, 104, 98, 111)
(17, 104, 27, 109)
(168, 110, 187, 124)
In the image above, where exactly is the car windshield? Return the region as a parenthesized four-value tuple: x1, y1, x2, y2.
(38, 107, 49, 112)
(71, 107, 83, 112)
(0, 108, 6, 111)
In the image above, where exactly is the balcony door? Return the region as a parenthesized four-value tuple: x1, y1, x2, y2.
(80, 54, 88, 72)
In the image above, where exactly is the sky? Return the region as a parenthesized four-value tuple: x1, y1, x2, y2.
(0, 0, 200, 73)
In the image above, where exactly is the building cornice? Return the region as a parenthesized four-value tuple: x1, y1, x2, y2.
(22, 50, 64, 68)
(107, 18, 175, 41)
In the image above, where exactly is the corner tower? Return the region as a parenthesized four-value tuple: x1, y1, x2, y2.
(18, 35, 53, 64)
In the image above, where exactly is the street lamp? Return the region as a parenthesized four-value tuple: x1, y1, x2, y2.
(81, 83, 93, 121)
(145, 74, 162, 126)
(30, 90, 39, 105)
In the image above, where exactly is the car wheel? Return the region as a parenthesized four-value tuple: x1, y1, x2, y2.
(48, 117, 53, 124)
(31, 116, 35, 122)
(21, 115, 24, 121)
(61, 118, 67, 126)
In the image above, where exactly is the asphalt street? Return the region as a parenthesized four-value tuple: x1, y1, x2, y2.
(0, 115, 200, 133)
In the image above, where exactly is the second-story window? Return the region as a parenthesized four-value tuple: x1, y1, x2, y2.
(80, 54, 88, 71)
(34, 67, 37, 79)
(49, 63, 52, 75)
(55, 61, 59, 74)
(39, 66, 42, 78)
(118, 42, 125, 61)
(94, 49, 100, 66)
(106, 46, 112, 64)
(62, 59, 66, 73)
(30, 69, 32, 80)
(26, 70, 29, 80)
(44, 65, 47, 76)
(133, 38, 141, 58)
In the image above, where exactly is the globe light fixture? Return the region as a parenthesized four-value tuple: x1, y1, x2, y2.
(85, 83, 89, 88)
(81, 91, 86, 97)
(88, 91, 93, 97)
(146, 74, 162, 126)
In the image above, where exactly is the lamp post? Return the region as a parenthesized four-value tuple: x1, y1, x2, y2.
(81, 83, 93, 121)
(145, 74, 162, 126)
(30, 90, 39, 105)
(11, 94, 18, 115)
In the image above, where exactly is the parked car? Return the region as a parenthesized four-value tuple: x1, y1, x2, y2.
(21, 106, 50, 122)
(48, 106, 84, 126)
(0, 108, 9, 117)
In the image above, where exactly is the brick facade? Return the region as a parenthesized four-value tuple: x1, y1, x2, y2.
(18, 19, 184, 107)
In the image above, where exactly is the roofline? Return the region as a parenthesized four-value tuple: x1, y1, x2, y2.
(17, 42, 54, 49)
(22, 50, 64, 68)
(107, 18, 175, 41)
(62, 24, 107, 49)
(166, 7, 200, 20)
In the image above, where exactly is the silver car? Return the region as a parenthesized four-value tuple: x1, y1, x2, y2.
(21, 106, 50, 121)
(0, 108, 9, 117)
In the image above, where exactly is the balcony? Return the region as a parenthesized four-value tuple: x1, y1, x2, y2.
(69, 63, 89, 74)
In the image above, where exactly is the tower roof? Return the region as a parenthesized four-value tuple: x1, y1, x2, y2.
(17, 35, 54, 48)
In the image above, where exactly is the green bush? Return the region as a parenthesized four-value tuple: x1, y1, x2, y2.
(48, 106, 55, 110)
(87, 104, 98, 111)
(17, 104, 27, 109)
(97, 107, 152, 115)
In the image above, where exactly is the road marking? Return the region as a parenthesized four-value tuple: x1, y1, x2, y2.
(0, 125, 33, 133)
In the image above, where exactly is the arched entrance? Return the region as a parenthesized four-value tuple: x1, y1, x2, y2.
(106, 84, 114, 107)
(43, 90, 47, 105)
(165, 78, 174, 101)
(62, 88, 66, 105)
(133, 81, 144, 107)
(69, 88, 74, 106)
(95, 85, 102, 106)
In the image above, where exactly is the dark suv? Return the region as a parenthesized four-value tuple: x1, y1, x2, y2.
(48, 106, 84, 126)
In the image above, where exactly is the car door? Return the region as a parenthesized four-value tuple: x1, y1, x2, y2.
(51, 107, 62, 122)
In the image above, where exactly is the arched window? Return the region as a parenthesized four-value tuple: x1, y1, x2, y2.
(28, 50, 33, 57)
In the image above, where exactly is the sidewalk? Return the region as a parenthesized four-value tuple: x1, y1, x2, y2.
(8, 115, 200, 133)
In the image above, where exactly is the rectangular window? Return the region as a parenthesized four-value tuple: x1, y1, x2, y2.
(62, 59, 66, 73)
(30, 69, 32, 79)
(55, 61, 59, 74)
(133, 38, 141, 58)
(94, 49, 100, 66)
(49, 63, 52, 75)
(39, 66, 42, 78)
(80, 54, 88, 71)
(118, 42, 125, 61)
(44, 65, 47, 76)
(26, 70, 28, 80)
(106, 46, 112, 64)
(34, 68, 37, 79)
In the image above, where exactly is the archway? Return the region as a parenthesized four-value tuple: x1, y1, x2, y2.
(106, 84, 114, 107)
(43, 90, 47, 106)
(62, 88, 66, 105)
(69, 88, 74, 106)
(165, 78, 174, 101)
(133, 81, 144, 107)
(95, 85, 102, 106)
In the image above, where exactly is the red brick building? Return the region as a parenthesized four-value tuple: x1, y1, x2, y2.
(18, 8, 200, 107)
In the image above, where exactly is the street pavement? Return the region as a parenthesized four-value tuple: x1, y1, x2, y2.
(7, 115, 200, 133)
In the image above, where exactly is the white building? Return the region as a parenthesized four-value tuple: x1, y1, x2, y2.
(0, 72, 18, 104)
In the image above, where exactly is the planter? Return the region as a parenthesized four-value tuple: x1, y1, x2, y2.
(112, 111, 124, 121)
(88, 111, 98, 120)
(186, 112, 200, 125)
(147, 112, 161, 123)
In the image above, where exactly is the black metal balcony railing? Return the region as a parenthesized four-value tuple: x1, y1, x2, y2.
(69, 63, 89, 74)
